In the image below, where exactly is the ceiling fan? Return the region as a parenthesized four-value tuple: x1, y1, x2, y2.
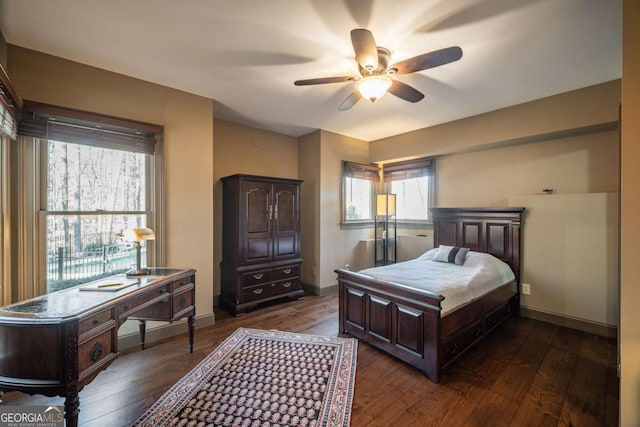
(294, 29, 463, 111)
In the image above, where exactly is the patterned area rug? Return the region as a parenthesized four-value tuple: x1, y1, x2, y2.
(132, 328, 358, 427)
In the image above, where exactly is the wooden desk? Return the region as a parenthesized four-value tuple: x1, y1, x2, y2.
(0, 268, 196, 427)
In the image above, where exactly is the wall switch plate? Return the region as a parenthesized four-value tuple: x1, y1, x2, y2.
(522, 283, 531, 295)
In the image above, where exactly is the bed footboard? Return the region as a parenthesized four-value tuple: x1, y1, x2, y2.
(336, 268, 445, 382)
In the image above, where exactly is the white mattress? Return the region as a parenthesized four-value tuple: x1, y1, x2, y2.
(357, 249, 515, 316)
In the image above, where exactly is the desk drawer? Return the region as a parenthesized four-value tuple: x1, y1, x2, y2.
(79, 309, 114, 335)
(171, 275, 194, 291)
(117, 285, 170, 317)
(173, 289, 194, 314)
(79, 328, 116, 374)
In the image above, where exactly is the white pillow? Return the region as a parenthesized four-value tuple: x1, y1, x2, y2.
(432, 245, 470, 265)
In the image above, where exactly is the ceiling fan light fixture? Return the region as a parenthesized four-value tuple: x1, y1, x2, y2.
(356, 74, 392, 102)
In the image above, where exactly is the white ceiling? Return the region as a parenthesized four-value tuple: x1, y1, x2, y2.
(0, 0, 621, 141)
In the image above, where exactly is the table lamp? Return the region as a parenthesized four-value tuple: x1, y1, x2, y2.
(118, 228, 155, 276)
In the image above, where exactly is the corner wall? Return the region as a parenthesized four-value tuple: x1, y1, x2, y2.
(318, 130, 371, 288)
(298, 131, 321, 289)
(620, 0, 640, 424)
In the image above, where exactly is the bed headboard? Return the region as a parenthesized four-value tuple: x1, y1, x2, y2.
(431, 207, 525, 283)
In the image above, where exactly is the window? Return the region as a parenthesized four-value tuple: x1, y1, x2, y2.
(44, 141, 150, 292)
(18, 101, 163, 294)
(383, 158, 435, 223)
(342, 161, 379, 225)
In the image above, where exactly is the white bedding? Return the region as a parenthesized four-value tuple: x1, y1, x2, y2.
(357, 249, 515, 316)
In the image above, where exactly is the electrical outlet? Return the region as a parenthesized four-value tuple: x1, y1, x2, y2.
(522, 283, 531, 295)
(311, 266, 316, 276)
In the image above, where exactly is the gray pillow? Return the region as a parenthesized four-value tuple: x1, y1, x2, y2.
(432, 245, 470, 265)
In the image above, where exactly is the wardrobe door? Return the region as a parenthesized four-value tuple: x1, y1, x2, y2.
(242, 180, 273, 263)
(272, 182, 299, 260)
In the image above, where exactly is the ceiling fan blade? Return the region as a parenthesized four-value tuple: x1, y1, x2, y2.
(294, 76, 355, 86)
(390, 46, 463, 75)
(350, 28, 378, 71)
(388, 80, 425, 103)
(339, 91, 362, 111)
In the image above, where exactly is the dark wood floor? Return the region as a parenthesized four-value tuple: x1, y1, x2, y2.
(3, 290, 619, 426)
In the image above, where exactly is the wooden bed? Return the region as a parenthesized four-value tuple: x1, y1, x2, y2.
(335, 207, 525, 382)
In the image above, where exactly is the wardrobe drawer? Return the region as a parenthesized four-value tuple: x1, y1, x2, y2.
(273, 265, 299, 280)
(241, 269, 273, 287)
(243, 282, 280, 303)
(275, 278, 301, 292)
(243, 278, 301, 303)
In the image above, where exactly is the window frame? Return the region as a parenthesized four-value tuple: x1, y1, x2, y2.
(382, 157, 436, 226)
(0, 64, 21, 305)
(16, 101, 165, 296)
(341, 161, 380, 229)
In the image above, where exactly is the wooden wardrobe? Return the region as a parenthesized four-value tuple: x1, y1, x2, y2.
(220, 174, 304, 316)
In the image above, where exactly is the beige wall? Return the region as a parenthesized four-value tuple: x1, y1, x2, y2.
(316, 130, 370, 288)
(437, 130, 619, 206)
(371, 80, 620, 162)
(212, 119, 299, 296)
(371, 80, 620, 163)
(621, 0, 640, 425)
(510, 192, 618, 328)
(8, 46, 215, 332)
(298, 131, 321, 288)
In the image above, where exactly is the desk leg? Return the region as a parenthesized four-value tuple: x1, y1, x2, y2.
(138, 320, 147, 350)
(64, 386, 80, 427)
(188, 315, 194, 353)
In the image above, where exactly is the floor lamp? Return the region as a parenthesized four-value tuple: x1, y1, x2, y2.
(375, 193, 397, 266)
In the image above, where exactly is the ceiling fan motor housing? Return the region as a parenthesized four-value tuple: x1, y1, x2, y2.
(359, 47, 391, 76)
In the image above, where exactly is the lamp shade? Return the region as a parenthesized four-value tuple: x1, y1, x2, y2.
(356, 75, 392, 102)
(120, 228, 155, 242)
(376, 193, 396, 216)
